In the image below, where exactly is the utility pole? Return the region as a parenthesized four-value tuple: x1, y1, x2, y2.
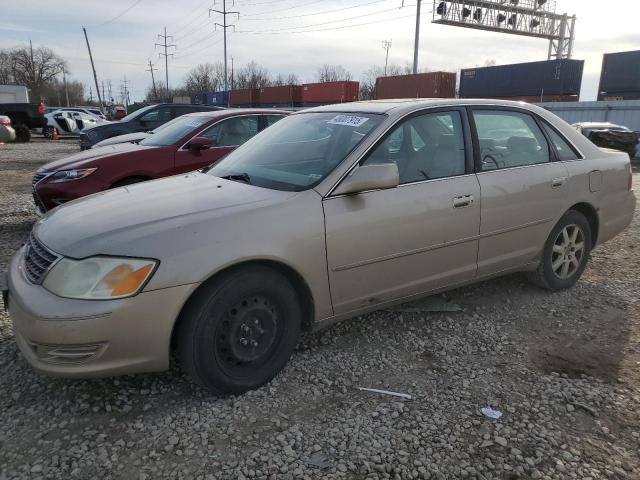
(382, 40, 392, 76)
(62, 67, 70, 107)
(155, 27, 175, 100)
(107, 80, 113, 103)
(210, 0, 239, 92)
(412, 0, 422, 74)
(101, 80, 106, 105)
(121, 76, 130, 108)
(146, 59, 159, 101)
(89, 86, 93, 103)
(82, 27, 104, 112)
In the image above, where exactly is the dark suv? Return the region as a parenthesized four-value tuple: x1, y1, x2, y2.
(79, 103, 223, 149)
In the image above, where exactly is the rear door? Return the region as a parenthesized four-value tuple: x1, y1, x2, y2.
(323, 108, 481, 314)
(470, 107, 570, 277)
(174, 115, 261, 173)
(137, 106, 172, 131)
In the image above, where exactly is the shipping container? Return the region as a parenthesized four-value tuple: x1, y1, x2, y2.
(459, 59, 584, 98)
(257, 85, 302, 106)
(172, 96, 191, 104)
(0, 85, 29, 103)
(191, 94, 204, 105)
(598, 50, 640, 101)
(301, 81, 359, 104)
(206, 91, 229, 107)
(229, 88, 260, 107)
(374, 72, 456, 99)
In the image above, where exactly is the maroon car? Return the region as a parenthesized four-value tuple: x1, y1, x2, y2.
(32, 109, 288, 213)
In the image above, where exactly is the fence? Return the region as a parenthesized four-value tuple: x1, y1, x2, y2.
(537, 100, 640, 131)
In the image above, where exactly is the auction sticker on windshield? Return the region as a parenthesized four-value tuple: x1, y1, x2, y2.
(328, 115, 369, 127)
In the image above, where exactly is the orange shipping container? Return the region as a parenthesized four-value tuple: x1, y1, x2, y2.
(229, 88, 260, 106)
(374, 72, 456, 99)
(257, 85, 302, 105)
(301, 81, 359, 104)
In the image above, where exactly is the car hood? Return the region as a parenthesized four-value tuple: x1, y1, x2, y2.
(93, 132, 151, 148)
(35, 172, 296, 259)
(38, 142, 156, 172)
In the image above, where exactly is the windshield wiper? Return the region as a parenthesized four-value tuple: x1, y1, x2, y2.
(220, 172, 251, 184)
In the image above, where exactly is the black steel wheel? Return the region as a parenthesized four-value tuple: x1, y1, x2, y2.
(177, 266, 302, 394)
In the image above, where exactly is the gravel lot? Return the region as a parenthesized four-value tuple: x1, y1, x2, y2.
(1, 138, 639, 480)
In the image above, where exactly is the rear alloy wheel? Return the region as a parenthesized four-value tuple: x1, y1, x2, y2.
(528, 210, 592, 290)
(177, 266, 302, 394)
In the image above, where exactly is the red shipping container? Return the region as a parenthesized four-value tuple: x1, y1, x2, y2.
(229, 88, 260, 106)
(257, 85, 302, 105)
(301, 81, 359, 104)
(374, 72, 456, 99)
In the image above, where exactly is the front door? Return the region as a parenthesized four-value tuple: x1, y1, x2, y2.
(470, 108, 570, 276)
(174, 115, 261, 174)
(323, 109, 481, 315)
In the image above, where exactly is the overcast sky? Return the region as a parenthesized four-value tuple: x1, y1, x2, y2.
(2, 0, 638, 102)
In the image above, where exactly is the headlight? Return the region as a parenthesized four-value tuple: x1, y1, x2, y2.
(49, 168, 97, 183)
(43, 256, 158, 300)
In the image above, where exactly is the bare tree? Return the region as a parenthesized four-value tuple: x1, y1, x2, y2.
(41, 79, 85, 106)
(359, 64, 407, 100)
(0, 50, 15, 84)
(234, 61, 272, 89)
(316, 64, 352, 83)
(184, 62, 226, 94)
(272, 73, 300, 86)
(9, 45, 67, 100)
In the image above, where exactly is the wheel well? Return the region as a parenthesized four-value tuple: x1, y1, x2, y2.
(170, 260, 316, 348)
(110, 176, 152, 188)
(6, 112, 28, 126)
(568, 202, 599, 246)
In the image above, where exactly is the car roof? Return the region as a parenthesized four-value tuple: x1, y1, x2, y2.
(299, 98, 554, 115)
(575, 122, 626, 129)
(184, 108, 290, 118)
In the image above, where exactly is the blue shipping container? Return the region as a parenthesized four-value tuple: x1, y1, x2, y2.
(459, 59, 584, 98)
(598, 50, 640, 98)
(205, 91, 229, 106)
(191, 94, 204, 105)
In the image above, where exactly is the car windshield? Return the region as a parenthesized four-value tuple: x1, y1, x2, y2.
(120, 105, 156, 122)
(139, 115, 211, 147)
(208, 112, 384, 191)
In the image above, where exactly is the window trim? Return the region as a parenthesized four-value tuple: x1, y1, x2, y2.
(467, 106, 559, 173)
(327, 107, 473, 196)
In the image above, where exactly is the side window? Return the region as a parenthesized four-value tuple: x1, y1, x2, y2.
(200, 116, 259, 147)
(173, 107, 194, 118)
(265, 115, 285, 127)
(140, 108, 171, 123)
(541, 122, 580, 161)
(362, 110, 466, 184)
(473, 110, 550, 171)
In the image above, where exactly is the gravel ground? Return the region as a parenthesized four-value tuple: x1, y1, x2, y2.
(0, 138, 639, 480)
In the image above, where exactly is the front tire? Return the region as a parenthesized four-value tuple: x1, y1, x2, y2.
(528, 210, 592, 290)
(177, 266, 302, 394)
(14, 125, 31, 142)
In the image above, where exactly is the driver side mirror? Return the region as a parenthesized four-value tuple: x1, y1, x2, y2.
(189, 136, 214, 153)
(333, 163, 399, 196)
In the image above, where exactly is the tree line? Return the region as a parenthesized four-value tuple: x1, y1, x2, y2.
(0, 45, 84, 105)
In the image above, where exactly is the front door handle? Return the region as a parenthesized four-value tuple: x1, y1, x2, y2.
(551, 177, 567, 188)
(453, 195, 474, 208)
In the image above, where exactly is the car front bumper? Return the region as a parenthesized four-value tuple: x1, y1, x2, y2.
(6, 247, 198, 378)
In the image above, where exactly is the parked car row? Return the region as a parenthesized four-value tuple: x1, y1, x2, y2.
(3, 99, 636, 396)
(572, 122, 639, 159)
(32, 109, 287, 212)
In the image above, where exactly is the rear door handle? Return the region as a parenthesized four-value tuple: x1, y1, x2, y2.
(453, 195, 474, 208)
(551, 177, 567, 188)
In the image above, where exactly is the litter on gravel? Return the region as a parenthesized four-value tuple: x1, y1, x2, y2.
(357, 387, 412, 399)
(481, 406, 504, 419)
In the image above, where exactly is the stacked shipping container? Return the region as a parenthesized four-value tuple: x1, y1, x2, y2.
(374, 72, 456, 99)
(598, 50, 640, 101)
(459, 59, 584, 102)
(300, 81, 359, 106)
(257, 85, 302, 107)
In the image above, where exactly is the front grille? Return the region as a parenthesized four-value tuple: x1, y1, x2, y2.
(32, 172, 47, 186)
(32, 191, 46, 212)
(24, 233, 59, 284)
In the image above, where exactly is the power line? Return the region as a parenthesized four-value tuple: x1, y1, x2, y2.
(241, 0, 389, 21)
(238, 5, 413, 33)
(242, 0, 324, 17)
(95, 0, 144, 28)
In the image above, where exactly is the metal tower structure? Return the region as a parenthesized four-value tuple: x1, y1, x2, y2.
(431, 0, 576, 60)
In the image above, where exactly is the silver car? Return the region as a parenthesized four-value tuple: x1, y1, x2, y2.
(5, 99, 635, 394)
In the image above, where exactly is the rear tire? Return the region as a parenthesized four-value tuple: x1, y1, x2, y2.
(14, 125, 31, 143)
(177, 266, 302, 394)
(528, 210, 592, 291)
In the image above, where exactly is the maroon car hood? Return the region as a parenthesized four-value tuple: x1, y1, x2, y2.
(38, 142, 159, 172)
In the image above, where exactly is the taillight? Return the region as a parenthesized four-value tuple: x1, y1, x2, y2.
(0, 118, 10, 126)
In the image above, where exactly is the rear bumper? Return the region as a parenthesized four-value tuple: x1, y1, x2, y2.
(598, 189, 636, 246)
(7, 247, 198, 378)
